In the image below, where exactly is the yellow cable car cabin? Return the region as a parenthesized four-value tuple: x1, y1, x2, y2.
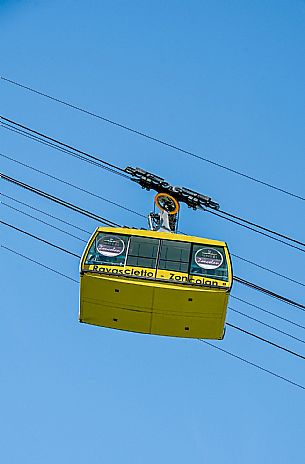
(79, 227, 232, 339)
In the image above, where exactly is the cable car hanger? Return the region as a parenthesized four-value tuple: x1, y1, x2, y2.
(78, 167, 231, 339)
(125, 166, 219, 233)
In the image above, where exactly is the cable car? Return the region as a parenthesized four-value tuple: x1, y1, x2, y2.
(79, 167, 233, 339)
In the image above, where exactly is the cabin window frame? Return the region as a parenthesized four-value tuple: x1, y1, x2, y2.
(189, 244, 228, 282)
(125, 235, 159, 269)
(85, 232, 129, 266)
(85, 232, 229, 282)
(157, 239, 191, 273)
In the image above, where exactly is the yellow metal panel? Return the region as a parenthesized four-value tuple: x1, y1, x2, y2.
(79, 273, 229, 339)
(151, 283, 228, 339)
(80, 274, 153, 334)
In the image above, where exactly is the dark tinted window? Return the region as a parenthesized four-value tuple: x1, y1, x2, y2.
(190, 244, 228, 281)
(126, 236, 159, 268)
(158, 240, 191, 272)
(85, 233, 129, 266)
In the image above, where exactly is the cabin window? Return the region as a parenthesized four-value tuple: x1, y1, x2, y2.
(126, 236, 159, 268)
(85, 233, 129, 266)
(190, 244, 228, 281)
(158, 240, 191, 272)
(85, 233, 229, 283)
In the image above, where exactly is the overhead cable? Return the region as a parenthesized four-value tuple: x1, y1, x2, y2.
(1, 193, 91, 234)
(231, 253, 305, 288)
(2, 217, 305, 352)
(234, 276, 305, 312)
(2, 241, 303, 391)
(2, 116, 304, 252)
(2, 202, 87, 242)
(2, 219, 305, 365)
(0, 151, 146, 219)
(0, 221, 80, 258)
(0, 172, 120, 227)
(0, 115, 130, 178)
(200, 340, 305, 391)
(228, 308, 305, 344)
(5, 192, 305, 338)
(1, 121, 126, 177)
(1, 76, 304, 202)
(227, 322, 305, 361)
(230, 295, 305, 331)
(218, 208, 305, 249)
(2, 171, 305, 313)
(1, 244, 78, 283)
(205, 208, 305, 254)
(3, 150, 305, 288)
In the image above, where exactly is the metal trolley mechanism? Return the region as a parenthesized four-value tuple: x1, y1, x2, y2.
(125, 166, 220, 233)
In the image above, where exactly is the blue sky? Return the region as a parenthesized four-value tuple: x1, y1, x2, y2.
(1, 1, 305, 462)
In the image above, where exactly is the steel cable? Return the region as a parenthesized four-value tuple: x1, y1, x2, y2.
(1, 241, 304, 390)
(2, 76, 304, 202)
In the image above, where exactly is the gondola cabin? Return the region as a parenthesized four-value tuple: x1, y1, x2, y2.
(79, 227, 232, 339)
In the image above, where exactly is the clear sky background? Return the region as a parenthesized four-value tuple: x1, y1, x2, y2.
(1, 1, 305, 462)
